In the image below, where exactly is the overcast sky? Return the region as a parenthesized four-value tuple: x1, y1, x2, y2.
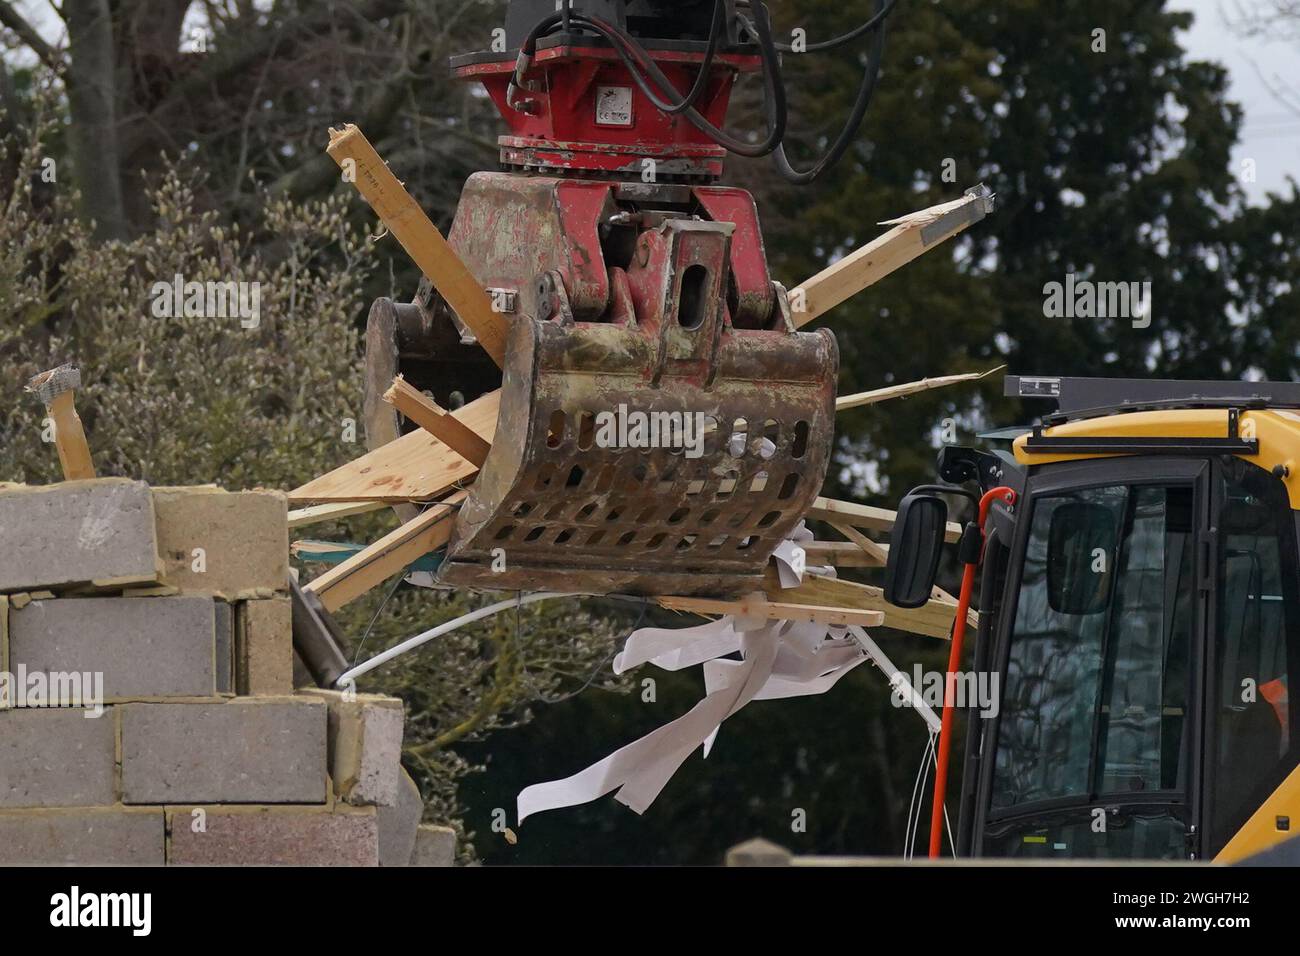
(1175, 0, 1300, 203)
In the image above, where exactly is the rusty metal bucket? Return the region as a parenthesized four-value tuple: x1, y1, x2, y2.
(437, 218, 837, 597)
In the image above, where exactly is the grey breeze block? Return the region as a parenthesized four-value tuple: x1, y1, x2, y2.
(0, 708, 117, 808)
(9, 596, 217, 699)
(0, 480, 159, 593)
(120, 699, 327, 804)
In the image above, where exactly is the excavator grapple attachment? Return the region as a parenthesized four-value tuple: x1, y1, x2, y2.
(438, 218, 838, 597)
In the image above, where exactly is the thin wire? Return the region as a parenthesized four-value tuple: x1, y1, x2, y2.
(349, 500, 435, 667)
(929, 741, 957, 857)
(351, 570, 407, 668)
(904, 732, 936, 859)
(512, 593, 650, 705)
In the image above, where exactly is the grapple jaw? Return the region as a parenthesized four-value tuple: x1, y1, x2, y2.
(438, 218, 838, 597)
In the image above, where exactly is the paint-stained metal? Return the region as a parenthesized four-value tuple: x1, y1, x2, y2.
(439, 215, 838, 597)
(367, 8, 840, 597)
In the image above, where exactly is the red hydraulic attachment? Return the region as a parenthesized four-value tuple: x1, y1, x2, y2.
(412, 8, 841, 597)
(929, 486, 1016, 859)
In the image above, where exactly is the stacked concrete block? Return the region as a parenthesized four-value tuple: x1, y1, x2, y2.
(0, 479, 160, 593)
(300, 688, 405, 805)
(167, 807, 380, 866)
(8, 596, 221, 699)
(120, 699, 328, 804)
(0, 809, 165, 866)
(151, 486, 289, 598)
(412, 824, 458, 867)
(377, 770, 424, 866)
(237, 596, 293, 695)
(0, 479, 432, 867)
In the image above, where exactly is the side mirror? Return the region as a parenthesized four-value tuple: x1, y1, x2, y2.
(884, 493, 949, 609)
(1046, 501, 1117, 615)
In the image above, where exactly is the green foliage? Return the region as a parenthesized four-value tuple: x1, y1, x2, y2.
(733, 0, 1300, 502)
(0, 86, 626, 860)
(0, 90, 369, 489)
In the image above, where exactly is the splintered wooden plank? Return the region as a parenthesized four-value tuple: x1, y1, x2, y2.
(327, 124, 509, 367)
(790, 187, 993, 326)
(384, 375, 491, 467)
(829, 522, 889, 566)
(836, 367, 1004, 412)
(288, 500, 388, 529)
(801, 541, 881, 568)
(288, 390, 500, 504)
(762, 570, 971, 641)
(808, 496, 964, 544)
(305, 492, 466, 612)
(656, 592, 884, 628)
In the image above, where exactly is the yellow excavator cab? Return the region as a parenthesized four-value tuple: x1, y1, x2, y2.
(888, 375, 1300, 862)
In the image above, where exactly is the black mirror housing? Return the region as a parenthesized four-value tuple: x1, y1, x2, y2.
(884, 493, 949, 609)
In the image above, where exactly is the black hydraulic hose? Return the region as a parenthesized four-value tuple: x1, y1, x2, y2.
(658, 0, 725, 116)
(574, 8, 787, 158)
(771, 0, 890, 184)
(517, 3, 788, 159)
(763, 0, 898, 54)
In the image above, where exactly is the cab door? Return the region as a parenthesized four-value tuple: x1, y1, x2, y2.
(972, 457, 1211, 859)
(1204, 456, 1300, 857)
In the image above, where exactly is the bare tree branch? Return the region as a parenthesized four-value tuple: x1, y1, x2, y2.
(0, 0, 65, 68)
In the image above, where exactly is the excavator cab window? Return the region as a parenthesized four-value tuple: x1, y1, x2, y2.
(980, 476, 1198, 859)
(1207, 460, 1300, 855)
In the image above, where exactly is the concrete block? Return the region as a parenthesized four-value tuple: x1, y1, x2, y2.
(152, 487, 289, 598)
(377, 769, 423, 866)
(299, 689, 404, 806)
(9, 596, 216, 700)
(1, 595, 9, 684)
(121, 699, 327, 804)
(0, 480, 160, 593)
(725, 837, 794, 867)
(0, 808, 164, 865)
(167, 807, 378, 866)
(0, 708, 116, 807)
(214, 600, 234, 695)
(411, 825, 457, 867)
(237, 597, 293, 696)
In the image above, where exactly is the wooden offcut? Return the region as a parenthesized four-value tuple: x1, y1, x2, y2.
(808, 496, 964, 544)
(791, 188, 993, 327)
(801, 541, 881, 568)
(48, 391, 96, 480)
(383, 376, 491, 468)
(288, 390, 500, 504)
(762, 570, 971, 641)
(656, 592, 885, 628)
(288, 500, 388, 529)
(829, 522, 889, 566)
(326, 123, 509, 367)
(304, 492, 467, 612)
(836, 367, 1003, 412)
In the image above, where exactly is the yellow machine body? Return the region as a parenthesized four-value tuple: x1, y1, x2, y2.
(1007, 405, 1300, 862)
